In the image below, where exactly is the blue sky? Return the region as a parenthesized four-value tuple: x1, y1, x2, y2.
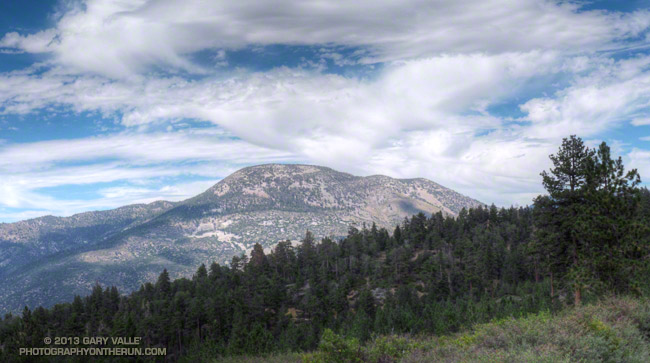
(1, 0, 650, 222)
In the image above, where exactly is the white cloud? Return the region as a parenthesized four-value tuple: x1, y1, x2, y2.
(1, 0, 648, 78)
(0, 29, 57, 53)
(0, 50, 648, 211)
(0, 179, 221, 222)
(632, 117, 650, 126)
(0, 129, 295, 218)
(0, 129, 293, 171)
(1, 1, 650, 221)
(522, 55, 650, 138)
(357, 129, 555, 206)
(627, 148, 650, 181)
(0, 52, 561, 149)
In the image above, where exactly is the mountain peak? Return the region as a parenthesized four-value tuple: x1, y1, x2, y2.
(224, 163, 339, 180)
(0, 164, 482, 313)
(189, 163, 480, 217)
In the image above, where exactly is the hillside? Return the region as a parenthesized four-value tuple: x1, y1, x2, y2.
(0, 201, 176, 276)
(1, 205, 547, 362)
(219, 296, 650, 362)
(0, 164, 482, 313)
(1, 202, 648, 362)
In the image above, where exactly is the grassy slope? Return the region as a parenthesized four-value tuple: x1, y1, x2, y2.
(207, 296, 650, 363)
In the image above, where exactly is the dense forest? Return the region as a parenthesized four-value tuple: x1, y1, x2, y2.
(1, 135, 649, 362)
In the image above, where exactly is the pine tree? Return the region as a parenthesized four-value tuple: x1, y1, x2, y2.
(534, 135, 643, 304)
(249, 243, 267, 269)
(194, 264, 208, 280)
(580, 142, 644, 293)
(156, 269, 171, 296)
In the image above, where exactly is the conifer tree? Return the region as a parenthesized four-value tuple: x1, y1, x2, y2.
(156, 269, 171, 296)
(534, 135, 643, 304)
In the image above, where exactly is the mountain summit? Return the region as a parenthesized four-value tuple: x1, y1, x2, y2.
(0, 164, 481, 313)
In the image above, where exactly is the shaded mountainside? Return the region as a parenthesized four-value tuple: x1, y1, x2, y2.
(0, 201, 176, 276)
(0, 164, 482, 313)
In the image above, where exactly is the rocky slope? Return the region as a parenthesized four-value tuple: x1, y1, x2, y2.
(0, 164, 482, 313)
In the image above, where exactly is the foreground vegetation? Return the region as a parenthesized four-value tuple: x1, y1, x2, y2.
(217, 296, 650, 363)
(0, 135, 648, 362)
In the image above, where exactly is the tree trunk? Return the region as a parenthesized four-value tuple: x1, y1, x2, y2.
(335, 262, 338, 280)
(178, 329, 182, 354)
(550, 270, 554, 303)
(573, 245, 582, 306)
(572, 237, 581, 306)
(446, 268, 454, 296)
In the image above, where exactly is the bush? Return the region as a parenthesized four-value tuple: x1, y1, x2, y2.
(305, 329, 364, 363)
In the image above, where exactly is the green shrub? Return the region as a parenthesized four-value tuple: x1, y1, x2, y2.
(305, 329, 364, 363)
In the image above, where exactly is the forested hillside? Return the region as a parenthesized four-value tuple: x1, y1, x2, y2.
(0, 163, 481, 315)
(1, 136, 649, 362)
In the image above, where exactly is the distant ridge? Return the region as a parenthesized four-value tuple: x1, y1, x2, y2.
(0, 164, 482, 313)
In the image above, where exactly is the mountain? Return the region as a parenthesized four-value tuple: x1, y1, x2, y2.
(0, 164, 482, 313)
(0, 201, 176, 277)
